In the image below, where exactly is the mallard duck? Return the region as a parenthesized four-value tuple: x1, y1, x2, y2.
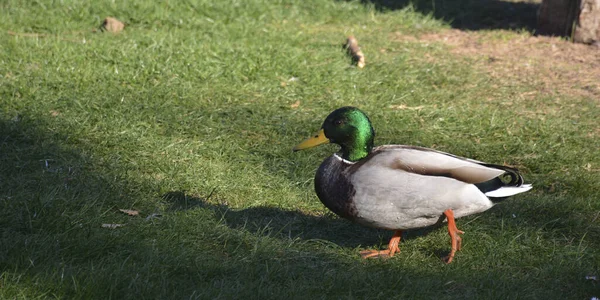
(294, 106, 532, 263)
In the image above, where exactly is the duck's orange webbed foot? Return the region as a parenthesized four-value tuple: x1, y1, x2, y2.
(443, 209, 464, 264)
(360, 230, 402, 259)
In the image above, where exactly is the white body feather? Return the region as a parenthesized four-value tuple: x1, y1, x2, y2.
(335, 147, 530, 230)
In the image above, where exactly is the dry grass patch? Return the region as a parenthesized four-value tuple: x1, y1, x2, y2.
(394, 29, 600, 100)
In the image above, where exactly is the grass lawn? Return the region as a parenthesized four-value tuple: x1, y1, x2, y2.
(1, 0, 599, 298)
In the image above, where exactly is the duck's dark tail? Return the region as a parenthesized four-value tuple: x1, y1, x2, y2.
(474, 164, 532, 202)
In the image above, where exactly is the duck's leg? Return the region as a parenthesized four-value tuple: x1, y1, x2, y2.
(443, 209, 464, 264)
(360, 230, 402, 259)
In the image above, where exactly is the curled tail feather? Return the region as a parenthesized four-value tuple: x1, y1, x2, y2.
(475, 164, 531, 201)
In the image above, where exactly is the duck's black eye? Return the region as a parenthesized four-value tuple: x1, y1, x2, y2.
(334, 119, 343, 126)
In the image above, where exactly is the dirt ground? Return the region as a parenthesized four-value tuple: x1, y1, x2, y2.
(395, 29, 600, 100)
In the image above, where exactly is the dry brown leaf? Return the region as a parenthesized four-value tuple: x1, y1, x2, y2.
(50, 110, 60, 117)
(119, 209, 139, 216)
(345, 36, 366, 68)
(290, 100, 300, 108)
(102, 223, 125, 229)
(101, 17, 125, 33)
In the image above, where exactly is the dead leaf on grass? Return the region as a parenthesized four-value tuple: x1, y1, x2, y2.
(345, 36, 366, 68)
(101, 17, 125, 33)
(50, 110, 60, 117)
(290, 100, 300, 108)
(118, 209, 139, 216)
(102, 223, 125, 229)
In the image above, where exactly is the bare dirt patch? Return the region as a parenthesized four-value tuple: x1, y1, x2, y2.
(395, 29, 600, 100)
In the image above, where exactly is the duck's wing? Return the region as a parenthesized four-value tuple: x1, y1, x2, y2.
(363, 145, 529, 194)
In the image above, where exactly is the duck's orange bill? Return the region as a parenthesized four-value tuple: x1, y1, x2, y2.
(293, 129, 329, 151)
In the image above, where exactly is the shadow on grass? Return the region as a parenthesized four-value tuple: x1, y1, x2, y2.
(162, 191, 441, 249)
(340, 0, 539, 32)
(0, 113, 597, 298)
(0, 115, 169, 297)
(0, 113, 444, 298)
(159, 190, 599, 297)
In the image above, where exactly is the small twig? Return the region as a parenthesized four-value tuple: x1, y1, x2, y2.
(345, 36, 366, 68)
(7, 31, 48, 37)
(205, 187, 218, 202)
(7, 30, 92, 43)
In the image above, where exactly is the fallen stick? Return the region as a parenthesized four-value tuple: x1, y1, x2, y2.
(345, 36, 365, 68)
(7, 30, 89, 43)
(7, 31, 48, 37)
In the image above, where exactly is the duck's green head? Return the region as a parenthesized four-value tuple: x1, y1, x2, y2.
(293, 106, 375, 162)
